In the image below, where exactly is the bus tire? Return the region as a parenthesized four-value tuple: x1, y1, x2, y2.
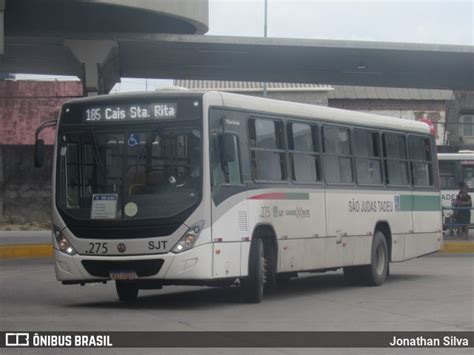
(242, 238, 265, 303)
(116, 281, 139, 302)
(360, 230, 389, 286)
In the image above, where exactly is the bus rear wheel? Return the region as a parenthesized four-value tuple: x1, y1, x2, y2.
(242, 238, 266, 303)
(116, 281, 139, 302)
(344, 230, 388, 286)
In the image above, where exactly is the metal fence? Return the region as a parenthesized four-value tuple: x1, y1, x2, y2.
(442, 206, 473, 239)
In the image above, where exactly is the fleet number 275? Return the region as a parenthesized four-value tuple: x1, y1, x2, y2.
(85, 242, 108, 254)
(260, 206, 271, 218)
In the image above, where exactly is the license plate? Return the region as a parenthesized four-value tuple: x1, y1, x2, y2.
(109, 271, 137, 280)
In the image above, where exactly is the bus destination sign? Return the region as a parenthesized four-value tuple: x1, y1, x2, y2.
(83, 103, 177, 122)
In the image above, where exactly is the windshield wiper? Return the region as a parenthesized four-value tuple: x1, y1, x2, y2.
(129, 129, 156, 185)
(87, 127, 105, 170)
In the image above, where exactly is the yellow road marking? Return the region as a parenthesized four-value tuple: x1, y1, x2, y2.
(440, 241, 474, 254)
(0, 244, 53, 259)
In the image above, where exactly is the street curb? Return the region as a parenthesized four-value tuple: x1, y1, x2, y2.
(440, 241, 474, 254)
(0, 244, 53, 259)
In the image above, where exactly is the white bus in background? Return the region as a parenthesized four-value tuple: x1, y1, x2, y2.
(35, 91, 442, 303)
(438, 151, 474, 227)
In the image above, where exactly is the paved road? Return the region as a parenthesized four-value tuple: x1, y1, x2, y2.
(1, 255, 473, 355)
(0, 231, 50, 245)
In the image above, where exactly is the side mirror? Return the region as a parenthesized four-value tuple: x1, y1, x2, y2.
(34, 139, 45, 168)
(34, 119, 57, 168)
(218, 133, 236, 163)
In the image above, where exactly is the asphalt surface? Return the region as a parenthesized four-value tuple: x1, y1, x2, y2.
(0, 231, 50, 245)
(1, 255, 473, 355)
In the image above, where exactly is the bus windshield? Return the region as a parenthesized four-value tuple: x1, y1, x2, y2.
(56, 124, 202, 220)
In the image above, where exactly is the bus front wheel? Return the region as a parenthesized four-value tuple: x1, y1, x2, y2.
(116, 281, 139, 302)
(241, 238, 266, 303)
(344, 230, 388, 286)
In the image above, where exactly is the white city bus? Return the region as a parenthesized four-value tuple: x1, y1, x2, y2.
(35, 91, 442, 303)
(438, 152, 474, 228)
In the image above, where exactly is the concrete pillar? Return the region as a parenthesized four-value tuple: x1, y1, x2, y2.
(0, 0, 5, 56)
(0, 145, 3, 218)
(64, 40, 120, 95)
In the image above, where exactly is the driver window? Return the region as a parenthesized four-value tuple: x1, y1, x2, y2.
(210, 133, 242, 188)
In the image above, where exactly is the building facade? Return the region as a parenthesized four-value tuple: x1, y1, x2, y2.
(175, 80, 453, 146)
(327, 85, 453, 146)
(0, 80, 83, 223)
(444, 91, 474, 152)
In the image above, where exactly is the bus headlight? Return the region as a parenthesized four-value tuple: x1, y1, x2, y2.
(171, 221, 204, 254)
(53, 225, 77, 256)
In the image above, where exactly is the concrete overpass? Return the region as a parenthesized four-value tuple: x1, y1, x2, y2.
(0, 0, 473, 94)
(0, 0, 209, 93)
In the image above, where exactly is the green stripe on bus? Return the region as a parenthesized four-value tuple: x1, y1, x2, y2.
(399, 195, 441, 211)
(286, 192, 310, 200)
(248, 192, 310, 200)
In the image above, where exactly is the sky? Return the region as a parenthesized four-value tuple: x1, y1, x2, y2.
(208, 0, 473, 44)
(15, 0, 474, 92)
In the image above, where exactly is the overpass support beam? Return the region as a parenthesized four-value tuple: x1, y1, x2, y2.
(0, 0, 5, 56)
(64, 40, 120, 95)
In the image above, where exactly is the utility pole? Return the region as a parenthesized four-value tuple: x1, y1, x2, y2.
(263, 0, 268, 98)
(264, 0, 268, 38)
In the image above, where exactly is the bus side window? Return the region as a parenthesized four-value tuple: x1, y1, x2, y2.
(353, 129, 383, 185)
(382, 133, 409, 186)
(287, 121, 321, 183)
(439, 161, 457, 189)
(462, 166, 474, 190)
(210, 133, 242, 187)
(322, 125, 353, 184)
(408, 136, 434, 187)
(249, 118, 287, 181)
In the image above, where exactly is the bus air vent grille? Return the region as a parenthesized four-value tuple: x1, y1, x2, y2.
(238, 211, 248, 232)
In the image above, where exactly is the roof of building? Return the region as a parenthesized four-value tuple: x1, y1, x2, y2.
(175, 80, 453, 100)
(328, 85, 454, 100)
(174, 80, 332, 92)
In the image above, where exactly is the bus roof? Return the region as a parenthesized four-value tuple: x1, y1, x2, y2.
(64, 90, 203, 105)
(63, 90, 431, 135)
(214, 91, 431, 134)
(438, 153, 474, 160)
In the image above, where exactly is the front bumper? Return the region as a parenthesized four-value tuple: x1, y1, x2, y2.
(54, 242, 213, 282)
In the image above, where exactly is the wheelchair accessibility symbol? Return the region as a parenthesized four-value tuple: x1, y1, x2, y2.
(128, 133, 140, 147)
